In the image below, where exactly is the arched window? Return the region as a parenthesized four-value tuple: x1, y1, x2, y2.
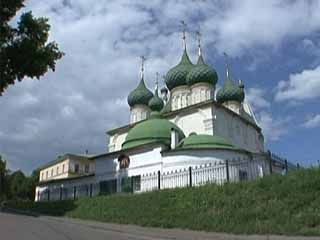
(118, 154, 130, 169)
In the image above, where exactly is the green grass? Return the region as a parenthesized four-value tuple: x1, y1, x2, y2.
(5, 168, 320, 236)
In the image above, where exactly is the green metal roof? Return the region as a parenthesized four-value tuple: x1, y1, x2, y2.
(148, 88, 164, 112)
(127, 77, 153, 107)
(122, 111, 185, 150)
(216, 72, 244, 103)
(165, 49, 194, 90)
(177, 133, 235, 150)
(186, 54, 218, 86)
(161, 95, 172, 114)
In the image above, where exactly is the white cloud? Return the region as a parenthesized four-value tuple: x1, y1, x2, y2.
(245, 88, 288, 142)
(275, 66, 320, 101)
(256, 111, 290, 142)
(203, 0, 320, 56)
(303, 114, 320, 128)
(245, 88, 270, 111)
(2, 0, 320, 173)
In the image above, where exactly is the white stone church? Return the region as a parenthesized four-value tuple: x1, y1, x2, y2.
(35, 31, 294, 202)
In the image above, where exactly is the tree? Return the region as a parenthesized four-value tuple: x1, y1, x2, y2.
(0, 0, 64, 95)
(0, 155, 7, 199)
(9, 170, 29, 199)
(27, 168, 40, 200)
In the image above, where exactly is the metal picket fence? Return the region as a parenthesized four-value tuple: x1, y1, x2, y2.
(37, 151, 299, 202)
(139, 159, 271, 193)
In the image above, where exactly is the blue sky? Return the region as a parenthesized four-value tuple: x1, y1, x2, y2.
(1, 0, 320, 174)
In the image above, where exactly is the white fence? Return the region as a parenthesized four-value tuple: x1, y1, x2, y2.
(36, 152, 298, 202)
(140, 159, 270, 192)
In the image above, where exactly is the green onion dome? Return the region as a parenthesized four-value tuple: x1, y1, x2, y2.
(178, 133, 235, 150)
(122, 111, 185, 150)
(165, 49, 194, 90)
(186, 54, 218, 86)
(148, 88, 164, 112)
(127, 78, 153, 107)
(216, 69, 244, 103)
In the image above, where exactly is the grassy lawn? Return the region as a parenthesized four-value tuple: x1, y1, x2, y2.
(4, 168, 320, 236)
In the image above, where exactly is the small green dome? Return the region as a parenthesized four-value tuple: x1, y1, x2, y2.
(128, 78, 153, 107)
(122, 112, 185, 149)
(216, 71, 244, 103)
(186, 55, 218, 86)
(165, 49, 194, 90)
(178, 133, 235, 149)
(148, 88, 164, 112)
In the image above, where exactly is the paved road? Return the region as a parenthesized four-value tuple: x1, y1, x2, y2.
(0, 211, 319, 240)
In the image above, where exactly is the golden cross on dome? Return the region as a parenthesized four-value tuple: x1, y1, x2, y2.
(180, 20, 187, 50)
(196, 30, 202, 56)
(140, 55, 146, 79)
(155, 72, 159, 87)
(223, 52, 230, 79)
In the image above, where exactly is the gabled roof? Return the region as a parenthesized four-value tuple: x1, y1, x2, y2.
(107, 99, 261, 136)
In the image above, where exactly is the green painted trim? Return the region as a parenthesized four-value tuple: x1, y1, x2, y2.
(162, 146, 252, 155)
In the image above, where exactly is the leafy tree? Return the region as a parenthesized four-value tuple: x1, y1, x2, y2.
(0, 0, 64, 95)
(27, 168, 40, 200)
(0, 155, 7, 200)
(9, 170, 28, 199)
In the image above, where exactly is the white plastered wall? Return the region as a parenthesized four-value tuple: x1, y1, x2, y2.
(108, 132, 128, 152)
(213, 106, 263, 153)
(167, 106, 214, 137)
(190, 82, 213, 105)
(170, 85, 190, 111)
(130, 104, 150, 124)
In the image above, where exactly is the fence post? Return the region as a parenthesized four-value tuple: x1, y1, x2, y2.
(267, 150, 273, 174)
(90, 183, 93, 197)
(59, 187, 62, 201)
(226, 160, 230, 182)
(157, 171, 161, 190)
(189, 166, 192, 187)
(285, 159, 288, 173)
(73, 186, 76, 200)
(131, 177, 134, 193)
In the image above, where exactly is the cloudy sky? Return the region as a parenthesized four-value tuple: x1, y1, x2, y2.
(1, 0, 320, 174)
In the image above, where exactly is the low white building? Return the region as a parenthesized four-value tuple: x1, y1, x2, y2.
(35, 31, 295, 202)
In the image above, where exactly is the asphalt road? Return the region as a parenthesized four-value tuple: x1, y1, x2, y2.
(0, 211, 319, 240)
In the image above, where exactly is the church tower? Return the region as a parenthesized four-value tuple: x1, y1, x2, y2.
(165, 21, 194, 111)
(186, 30, 218, 105)
(127, 56, 153, 124)
(216, 57, 245, 114)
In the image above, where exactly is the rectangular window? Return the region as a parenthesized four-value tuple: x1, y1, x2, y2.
(41, 172, 44, 180)
(75, 164, 79, 173)
(85, 164, 90, 173)
(51, 169, 53, 177)
(62, 164, 65, 173)
(46, 171, 48, 179)
(57, 166, 59, 175)
(132, 175, 141, 192)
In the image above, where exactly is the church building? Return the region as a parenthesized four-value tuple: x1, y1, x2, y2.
(35, 29, 293, 202)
